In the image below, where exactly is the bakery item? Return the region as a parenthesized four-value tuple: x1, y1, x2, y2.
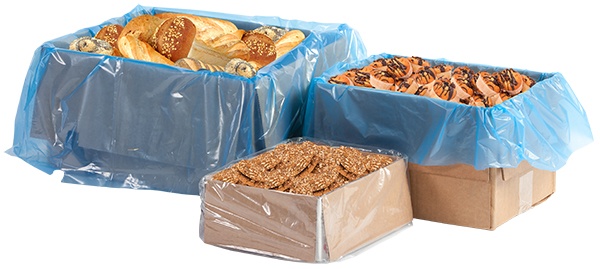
(69, 36, 114, 55)
(155, 12, 238, 43)
(408, 56, 431, 72)
(174, 57, 224, 72)
(432, 64, 454, 79)
(328, 72, 354, 86)
(432, 77, 457, 101)
(225, 58, 258, 78)
(95, 24, 124, 56)
(386, 56, 413, 79)
(369, 69, 395, 90)
(395, 77, 418, 94)
(521, 74, 536, 92)
(152, 16, 198, 62)
(117, 35, 174, 65)
(119, 14, 165, 44)
(242, 32, 277, 68)
(475, 71, 502, 96)
(274, 30, 305, 59)
(495, 68, 524, 95)
(411, 66, 436, 85)
(450, 66, 478, 96)
(252, 25, 288, 42)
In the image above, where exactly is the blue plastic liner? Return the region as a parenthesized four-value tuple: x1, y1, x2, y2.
(8, 5, 367, 194)
(303, 53, 593, 171)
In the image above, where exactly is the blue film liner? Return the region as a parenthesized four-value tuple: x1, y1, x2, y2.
(8, 5, 368, 194)
(303, 53, 593, 171)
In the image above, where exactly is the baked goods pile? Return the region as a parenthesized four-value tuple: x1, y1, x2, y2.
(211, 141, 395, 196)
(328, 56, 537, 107)
(68, 13, 306, 78)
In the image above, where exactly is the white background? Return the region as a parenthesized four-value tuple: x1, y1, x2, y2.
(1, 1, 598, 268)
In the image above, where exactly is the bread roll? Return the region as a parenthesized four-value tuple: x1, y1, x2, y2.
(117, 35, 174, 65)
(242, 32, 276, 68)
(95, 24, 123, 56)
(152, 16, 197, 62)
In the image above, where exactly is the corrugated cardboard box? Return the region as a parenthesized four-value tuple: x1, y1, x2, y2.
(303, 53, 592, 229)
(200, 140, 413, 262)
(408, 161, 555, 230)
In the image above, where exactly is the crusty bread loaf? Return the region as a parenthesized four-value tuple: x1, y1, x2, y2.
(117, 35, 174, 65)
(274, 29, 305, 59)
(119, 14, 165, 44)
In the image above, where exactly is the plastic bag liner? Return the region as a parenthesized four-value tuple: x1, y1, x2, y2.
(199, 137, 413, 263)
(7, 5, 367, 195)
(303, 53, 594, 171)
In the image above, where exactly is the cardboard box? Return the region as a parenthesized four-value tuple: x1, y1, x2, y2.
(200, 140, 413, 262)
(9, 5, 368, 194)
(303, 53, 591, 229)
(408, 161, 555, 230)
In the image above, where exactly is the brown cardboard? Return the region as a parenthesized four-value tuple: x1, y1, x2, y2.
(200, 158, 413, 262)
(408, 161, 555, 230)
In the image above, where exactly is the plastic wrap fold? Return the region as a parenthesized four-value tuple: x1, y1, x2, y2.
(199, 137, 413, 263)
(303, 53, 593, 171)
(7, 5, 367, 194)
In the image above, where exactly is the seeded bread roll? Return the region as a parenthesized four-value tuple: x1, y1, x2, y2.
(242, 32, 277, 68)
(152, 17, 197, 62)
(69, 36, 114, 55)
(95, 24, 124, 56)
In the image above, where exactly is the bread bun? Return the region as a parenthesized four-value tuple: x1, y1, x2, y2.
(95, 24, 123, 56)
(152, 16, 197, 62)
(242, 32, 277, 68)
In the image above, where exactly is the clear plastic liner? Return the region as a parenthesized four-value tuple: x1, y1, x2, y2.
(7, 5, 367, 194)
(303, 53, 594, 171)
(199, 137, 413, 263)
